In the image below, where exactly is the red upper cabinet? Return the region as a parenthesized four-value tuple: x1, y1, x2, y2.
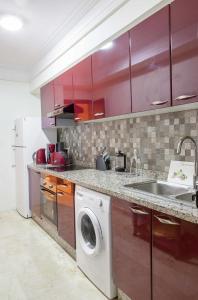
(171, 0, 198, 106)
(53, 69, 73, 109)
(40, 82, 55, 129)
(72, 57, 93, 122)
(130, 6, 171, 112)
(152, 211, 198, 300)
(112, 197, 151, 300)
(92, 33, 131, 118)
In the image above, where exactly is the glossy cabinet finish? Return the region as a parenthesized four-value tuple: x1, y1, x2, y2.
(53, 69, 73, 109)
(112, 197, 151, 300)
(130, 6, 171, 112)
(57, 179, 75, 248)
(40, 82, 55, 128)
(152, 211, 198, 300)
(92, 33, 131, 118)
(171, 0, 198, 105)
(72, 57, 92, 121)
(28, 169, 41, 218)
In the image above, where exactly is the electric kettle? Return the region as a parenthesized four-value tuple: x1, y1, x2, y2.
(32, 148, 46, 164)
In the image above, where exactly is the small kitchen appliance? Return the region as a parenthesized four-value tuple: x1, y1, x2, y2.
(115, 151, 126, 172)
(96, 147, 110, 171)
(32, 148, 47, 164)
(47, 143, 55, 164)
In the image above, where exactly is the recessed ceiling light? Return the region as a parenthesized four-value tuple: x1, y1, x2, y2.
(0, 15, 23, 31)
(100, 41, 113, 50)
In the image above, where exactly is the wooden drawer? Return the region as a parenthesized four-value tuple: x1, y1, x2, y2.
(57, 179, 74, 194)
(41, 174, 57, 193)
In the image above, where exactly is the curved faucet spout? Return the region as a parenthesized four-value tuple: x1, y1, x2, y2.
(176, 136, 198, 190)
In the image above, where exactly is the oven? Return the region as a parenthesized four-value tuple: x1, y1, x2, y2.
(40, 175, 57, 226)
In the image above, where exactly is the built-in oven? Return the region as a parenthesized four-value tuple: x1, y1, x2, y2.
(40, 175, 57, 226)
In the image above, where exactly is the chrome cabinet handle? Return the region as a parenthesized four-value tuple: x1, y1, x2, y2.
(43, 182, 47, 186)
(154, 215, 180, 226)
(130, 207, 149, 215)
(49, 185, 53, 188)
(174, 94, 197, 101)
(151, 100, 169, 106)
(94, 112, 104, 117)
(57, 192, 64, 196)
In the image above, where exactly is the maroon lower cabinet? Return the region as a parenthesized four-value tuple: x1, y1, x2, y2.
(92, 32, 131, 118)
(171, 0, 198, 106)
(40, 82, 55, 128)
(57, 180, 75, 248)
(152, 211, 198, 300)
(112, 197, 151, 300)
(130, 6, 171, 112)
(28, 169, 41, 218)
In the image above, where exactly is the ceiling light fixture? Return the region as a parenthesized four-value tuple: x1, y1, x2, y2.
(0, 15, 23, 31)
(100, 41, 113, 50)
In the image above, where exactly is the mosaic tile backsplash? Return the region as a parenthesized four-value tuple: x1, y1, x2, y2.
(58, 109, 198, 175)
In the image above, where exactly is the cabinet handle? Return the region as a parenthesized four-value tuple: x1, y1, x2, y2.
(174, 94, 197, 101)
(43, 182, 47, 186)
(154, 215, 180, 226)
(151, 100, 169, 106)
(130, 207, 149, 215)
(57, 192, 64, 196)
(75, 117, 81, 121)
(94, 112, 104, 117)
(49, 185, 54, 189)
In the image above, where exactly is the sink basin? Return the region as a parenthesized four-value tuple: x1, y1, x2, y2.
(124, 181, 190, 196)
(175, 192, 194, 203)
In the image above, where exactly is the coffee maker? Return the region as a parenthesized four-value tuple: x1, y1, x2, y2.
(46, 144, 55, 164)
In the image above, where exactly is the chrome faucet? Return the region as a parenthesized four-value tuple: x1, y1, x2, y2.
(177, 136, 198, 190)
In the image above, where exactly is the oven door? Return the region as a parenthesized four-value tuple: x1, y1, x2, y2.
(40, 188, 57, 226)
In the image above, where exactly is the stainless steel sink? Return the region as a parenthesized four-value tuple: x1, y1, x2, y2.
(175, 192, 194, 203)
(124, 181, 190, 196)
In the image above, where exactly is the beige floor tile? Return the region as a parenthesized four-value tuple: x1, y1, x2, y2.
(0, 211, 107, 300)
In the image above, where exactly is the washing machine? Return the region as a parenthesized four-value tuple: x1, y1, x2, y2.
(75, 185, 117, 299)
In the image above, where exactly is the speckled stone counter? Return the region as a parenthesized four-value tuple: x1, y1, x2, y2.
(28, 164, 198, 224)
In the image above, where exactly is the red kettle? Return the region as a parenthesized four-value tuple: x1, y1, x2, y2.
(32, 148, 46, 164)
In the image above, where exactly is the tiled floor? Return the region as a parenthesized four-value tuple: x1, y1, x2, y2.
(0, 211, 108, 300)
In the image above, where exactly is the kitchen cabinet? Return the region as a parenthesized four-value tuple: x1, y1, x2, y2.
(72, 57, 93, 121)
(53, 69, 73, 109)
(152, 211, 198, 300)
(57, 179, 75, 248)
(92, 33, 131, 118)
(171, 0, 198, 106)
(112, 197, 151, 300)
(40, 82, 55, 128)
(130, 6, 171, 112)
(28, 168, 41, 219)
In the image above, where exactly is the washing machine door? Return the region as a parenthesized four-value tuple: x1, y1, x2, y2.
(77, 207, 102, 256)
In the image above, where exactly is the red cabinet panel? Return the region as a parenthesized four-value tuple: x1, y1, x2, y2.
(112, 198, 151, 300)
(40, 82, 55, 128)
(171, 0, 198, 105)
(57, 180, 75, 248)
(54, 69, 73, 109)
(28, 169, 41, 218)
(130, 7, 171, 112)
(92, 33, 131, 118)
(152, 211, 198, 300)
(72, 57, 92, 121)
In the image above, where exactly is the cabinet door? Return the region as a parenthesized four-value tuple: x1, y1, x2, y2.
(92, 33, 131, 118)
(40, 82, 55, 128)
(152, 211, 198, 300)
(112, 198, 151, 300)
(72, 57, 92, 122)
(28, 169, 41, 218)
(57, 184, 75, 248)
(130, 6, 171, 112)
(54, 69, 73, 109)
(171, 0, 198, 105)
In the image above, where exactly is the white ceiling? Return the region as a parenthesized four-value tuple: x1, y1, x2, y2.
(0, 0, 100, 72)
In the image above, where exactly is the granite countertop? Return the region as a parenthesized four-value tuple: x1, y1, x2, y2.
(28, 164, 198, 224)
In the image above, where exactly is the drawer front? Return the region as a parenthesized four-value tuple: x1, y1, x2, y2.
(41, 174, 57, 193)
(57, 179, 74, 194)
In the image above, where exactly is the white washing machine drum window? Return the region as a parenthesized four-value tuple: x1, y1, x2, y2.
(77, 207, 103, 256)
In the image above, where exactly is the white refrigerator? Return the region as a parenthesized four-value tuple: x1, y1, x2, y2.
(13, 117, 56, 218)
